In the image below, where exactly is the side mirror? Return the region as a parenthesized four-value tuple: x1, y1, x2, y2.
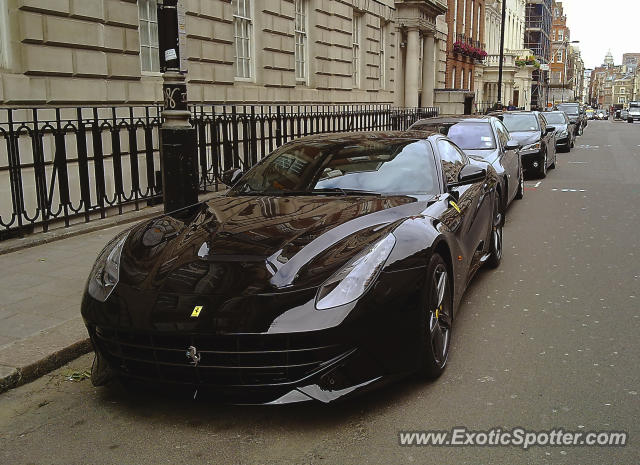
(505, 139, 520, 151)
(545, 126, 556, 135)
(221, 168, 244, 187)
(449, 164, 486, 187)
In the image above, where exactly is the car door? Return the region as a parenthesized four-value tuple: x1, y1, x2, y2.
(538, 114, 553, 165)
(494, 119, 519, 203)
(436, 139, 492, 281)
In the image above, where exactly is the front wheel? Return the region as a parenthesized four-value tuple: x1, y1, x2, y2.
(486, 193, 503, 269)
(538, 151, 547, 178)
(417, 253, 452, 379)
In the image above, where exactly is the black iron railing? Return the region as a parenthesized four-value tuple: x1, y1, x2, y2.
(0, 104, 438, 240)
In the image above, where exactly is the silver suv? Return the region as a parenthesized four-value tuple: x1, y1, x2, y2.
(628, 102, 640, 123)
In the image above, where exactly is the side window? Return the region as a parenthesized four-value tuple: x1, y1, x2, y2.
(494, 121, 510, 147)
(437, 140, 467, 185)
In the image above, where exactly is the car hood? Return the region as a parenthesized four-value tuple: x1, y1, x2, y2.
(553, 123, 569, 132)
(462, 149, 500, 165)
(118, 194, 435, 296)
(508, 131, 540, 146)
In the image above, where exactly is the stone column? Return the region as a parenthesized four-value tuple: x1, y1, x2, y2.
(394, 26, 405, 107)
(421, 33, 436, 107)
(404, 27, 420, 107)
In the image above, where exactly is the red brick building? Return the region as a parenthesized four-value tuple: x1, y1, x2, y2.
(445, 0, 486, 91)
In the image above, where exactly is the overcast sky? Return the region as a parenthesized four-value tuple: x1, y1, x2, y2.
(559, 0, 640, 69)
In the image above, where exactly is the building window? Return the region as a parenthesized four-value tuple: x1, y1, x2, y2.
(234, 0, 253, 79)
(462, 0, 466, 32)
(379, 25, 386, 90)
(619, 97, 626, 104)
(138, 0, 160, 72)
(461, 69, 465, 90)
(294, 0, 308, 83)
(451, 67, 456, 88)
(620, 87, 626, 94)
(453, 0, 457, 36)
(558, 29, 564, 41)
(470, 0, 474, 37)
(352, 13, 361, 88)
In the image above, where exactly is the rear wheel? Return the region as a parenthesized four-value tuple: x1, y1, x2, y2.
(486, 193, 503, 269)
(417, 254, 452, 379)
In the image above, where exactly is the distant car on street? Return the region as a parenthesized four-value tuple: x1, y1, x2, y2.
(554, 103, 585, 136)
(586, 109, 595, 120)
(628, 102, 640, 123)
(543, 111, 575, 152)
(498, 111, 557, 178)
(620, 108, 629, 121)
(595, 109, 608, 120)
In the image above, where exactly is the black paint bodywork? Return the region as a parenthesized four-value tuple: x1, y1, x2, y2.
(82, 132, 499, 404)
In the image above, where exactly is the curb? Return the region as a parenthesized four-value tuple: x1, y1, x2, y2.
(0, 339, 92, 394)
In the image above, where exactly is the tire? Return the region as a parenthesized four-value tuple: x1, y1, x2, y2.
(417, 253, 452, 379)
(629, 119, 634, 123)
(486, 192, 503, 269)
(538, 151, 547, 178)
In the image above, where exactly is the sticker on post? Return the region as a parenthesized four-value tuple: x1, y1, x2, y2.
(165, 48, 178, 61)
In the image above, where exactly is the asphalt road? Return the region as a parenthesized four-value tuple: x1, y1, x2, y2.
(1, 119, 639, 465)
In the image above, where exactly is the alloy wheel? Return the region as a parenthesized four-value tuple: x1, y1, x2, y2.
(428, 263, 451, 368)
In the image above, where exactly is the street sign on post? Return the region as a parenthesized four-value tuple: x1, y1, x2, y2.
(157, 0, 198, 214)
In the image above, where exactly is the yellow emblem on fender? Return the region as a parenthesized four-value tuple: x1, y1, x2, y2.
(449, 200, 461, 213)
(191, 305, 203, 318)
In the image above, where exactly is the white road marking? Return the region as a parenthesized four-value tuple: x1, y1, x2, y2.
(534, 181, 542, 188)
(568, 161, 588, 164)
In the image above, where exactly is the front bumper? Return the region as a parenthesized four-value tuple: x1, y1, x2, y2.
(82, 267, 426, 404)
(555, 136, 570, 147)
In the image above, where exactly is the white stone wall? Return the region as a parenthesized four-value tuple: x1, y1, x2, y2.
(0, 0, 408, 105)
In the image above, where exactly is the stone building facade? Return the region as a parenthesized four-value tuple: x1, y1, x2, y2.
(0, 0, 449, 107)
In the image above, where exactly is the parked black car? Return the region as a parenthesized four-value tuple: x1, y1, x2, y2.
(82, 131, 502, 404)
(543, 110, 575, 152)
(497, 112, 557, 178)
(555, 103, 585, 136)
(409, 115, 524, 215)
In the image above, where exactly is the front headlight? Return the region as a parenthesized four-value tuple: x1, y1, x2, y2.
(315, 234, 396, 310)
(521, 142, 541, 153)
(559, 130, 568, 137)
(87, 232, 129, 302)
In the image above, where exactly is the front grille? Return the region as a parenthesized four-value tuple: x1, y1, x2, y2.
(92, 327, 349, 387)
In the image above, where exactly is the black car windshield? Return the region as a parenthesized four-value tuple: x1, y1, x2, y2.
(229, 138, 440, 196)
(544, 113, 568, 124)
(415, 122, 496, 150)
(502, 114, 539, 132)
(556, 105, 579, 115)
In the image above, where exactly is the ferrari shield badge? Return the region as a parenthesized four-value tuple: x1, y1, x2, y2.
(191, 305, 203, 318)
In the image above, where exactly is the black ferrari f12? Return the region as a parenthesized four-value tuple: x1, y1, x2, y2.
(82, 131, 502, 404)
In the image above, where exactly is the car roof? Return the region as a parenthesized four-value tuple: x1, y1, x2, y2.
(284, 130, 442, 144)
(413, 115, 493, 125)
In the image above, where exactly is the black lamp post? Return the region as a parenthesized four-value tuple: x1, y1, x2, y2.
(157, 0, 198, 214)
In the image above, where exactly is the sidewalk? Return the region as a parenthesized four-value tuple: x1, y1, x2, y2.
(0, 222, 134, 392)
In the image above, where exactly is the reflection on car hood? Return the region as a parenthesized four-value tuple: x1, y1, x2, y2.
(553, 124, 569, 132)
(463, 148, 500, 164)
(508, 131, 540, 146)
(118, 194, 436, 295)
